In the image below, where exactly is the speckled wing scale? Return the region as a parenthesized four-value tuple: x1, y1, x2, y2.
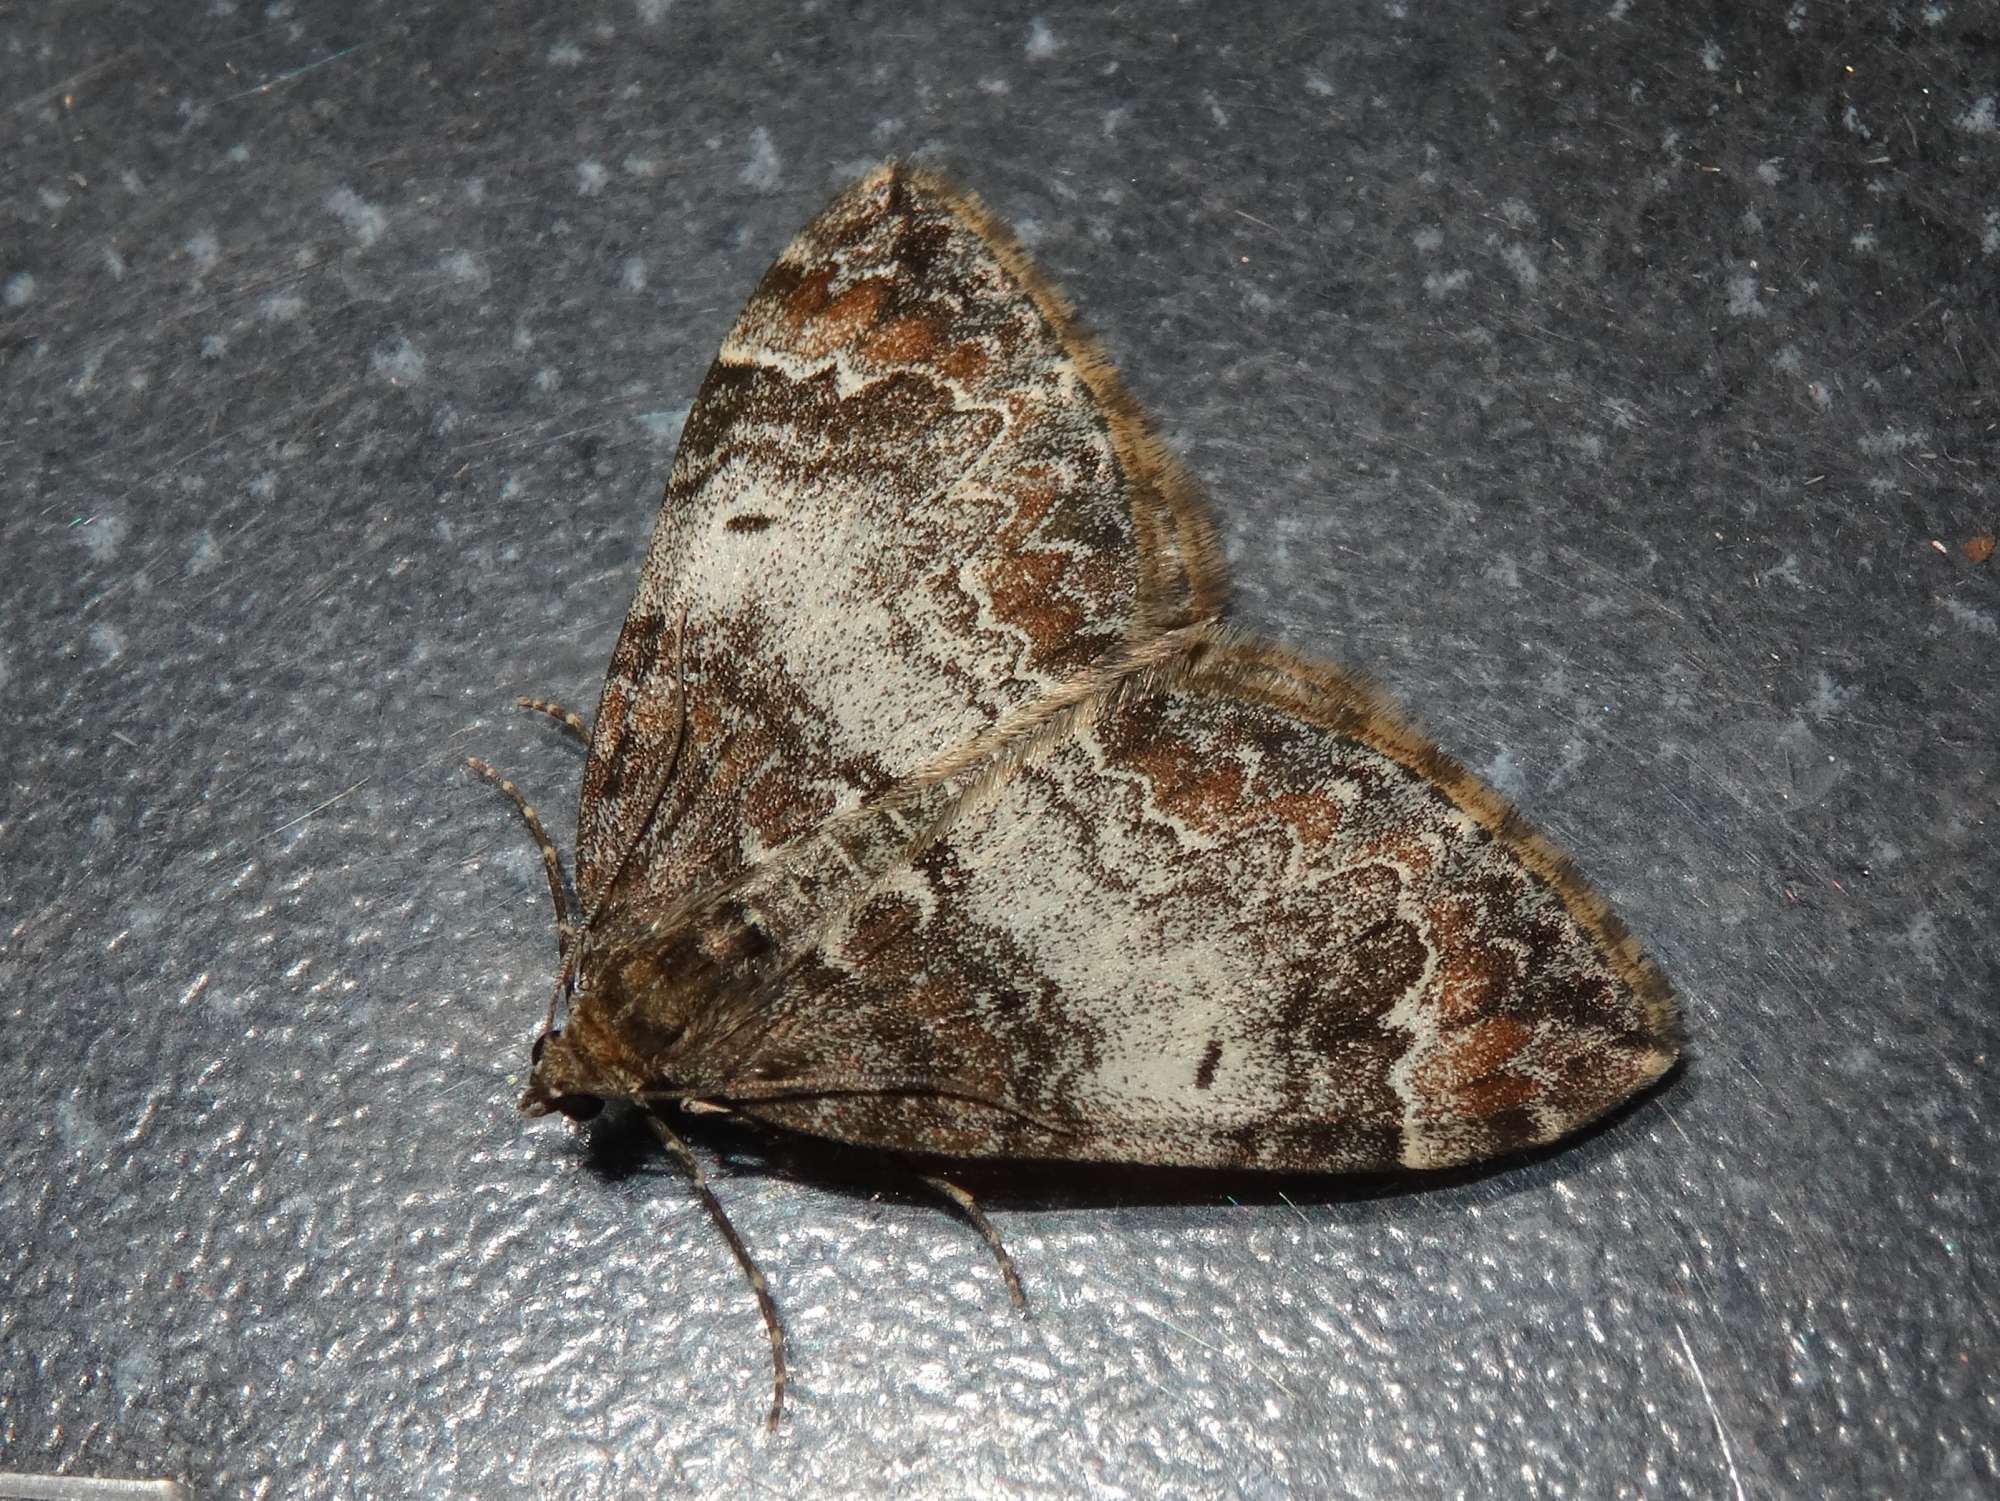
(476, 163, 1679, 1428)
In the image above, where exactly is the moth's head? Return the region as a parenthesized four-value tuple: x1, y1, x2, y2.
(519, 934, 711, 1120)
(520, 1022, 609, 1121)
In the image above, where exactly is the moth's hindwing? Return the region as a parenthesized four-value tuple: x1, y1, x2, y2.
(722, 631, 1676, 1172)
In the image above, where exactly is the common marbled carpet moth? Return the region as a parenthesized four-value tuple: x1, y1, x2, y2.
(470, 163, 1679, 1428)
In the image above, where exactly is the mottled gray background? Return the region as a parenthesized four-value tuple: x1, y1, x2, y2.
(3, 3, 1994, 1498)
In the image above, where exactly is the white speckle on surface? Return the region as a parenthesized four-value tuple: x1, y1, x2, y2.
(249, 471, 277, 501)
(1773, 344, 1802, 373)
(1806, 671, 1856, 718)
(91, 623, 126, 662)
(1501, 242, 1540, 289)
(1025, 17, 1060, 59)
(1485, 552, 1521, 589)
(577, 159, 609, 195)
(79, 511, 130, 563)
(4, 272, 34, 306)
(1741, 207, 1762, 233)
(1956, 96, 1998, 136)
(326, 187, 387, 247)
(1942, 597, 1997, 636)
(1858, 425, 1926, 456)
(1483, 746, 1527, 798)
(1700, 40, 1723, 72)
(1726, 273, 1765, 317)
(184, 229, 221, 271)
(979, 76, 1010, 95)
(1762, 553, 1803, 588)
(1807, 380, 1833, 409)
(1204, 91, 1229, 127)
(1981, 208, 2000, 255)
(228, 142, 250, 162)
(1606, 0, 1629, 18)
(534, 366, 560, 393)
(1499, 198, 1535, 227)
(261, 291, 305, 321)
(547, 40, 584, 66)
(439, 249, 489, 289)
(1304, 71, 1334, 96)
(1901, 913, 1943, 972)
(622, 256, 647, 292)
(1843, 103, 1870, 139)
(1423, 268, 1471, 297)
(56, 1097, 106, 1152)
(1413, 227, 1443, 253)
(102, 246, 126, 278)
(189, 530, 220, 576)
(742, 126, 781, 190)
(370, 337, 426, 384)
(1850, 228, 1877, 252)
(1101, 106, 1130, 138)
(636, 0, 672, 22)
(113, 1347, 161, 1401)
(1571, 432, 1604, 460)
(1756, 159, 1783, 185)
(637, 404, 689, 441)
(623, 153, 662, 177)
(1921, 3, 1946, 23)
(200, 333, 227, 359)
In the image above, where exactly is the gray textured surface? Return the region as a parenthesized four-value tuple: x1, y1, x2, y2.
(4, 3, 1995, 1498)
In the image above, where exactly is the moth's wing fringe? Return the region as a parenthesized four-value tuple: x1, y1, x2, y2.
(1187, 623, 1683, 1064)
(880, 162, 1230, 631)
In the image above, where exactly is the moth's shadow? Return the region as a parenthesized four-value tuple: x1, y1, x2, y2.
(572, 1058, 1686, 1218)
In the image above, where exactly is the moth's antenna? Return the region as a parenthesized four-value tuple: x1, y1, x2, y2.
(465, 756, 577, 949)
(514, 697, 591, 745)
(646, 1110, 787, 1431)
(465, 755, 583, 1034)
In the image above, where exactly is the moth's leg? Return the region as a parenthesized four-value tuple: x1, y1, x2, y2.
(464, 756, 576, 954)
(911, 1170, 1028, 1313)
(647, 1111, 788, 1432)
(514, 697, 591, 746)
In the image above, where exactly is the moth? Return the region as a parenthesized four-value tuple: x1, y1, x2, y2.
(471, 163, 1679, 1428)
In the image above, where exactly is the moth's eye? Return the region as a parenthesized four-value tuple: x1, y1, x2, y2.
(531, 1029, 559, 1065)
(555, 1094, 603, 1122)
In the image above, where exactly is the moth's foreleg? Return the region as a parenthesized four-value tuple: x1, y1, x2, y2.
(647, 1111, 788, 1432)
(912, 1170, 1028, 1313)
(464, 755, 577, 959)
(513, 697, 591, 746)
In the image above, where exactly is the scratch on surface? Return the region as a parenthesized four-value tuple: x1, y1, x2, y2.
(217, 39, 382, 104)
(262, 778, 369, 843)
(1134, 1304, 1296, 1398)
(1676, 1321, 1748, 1501)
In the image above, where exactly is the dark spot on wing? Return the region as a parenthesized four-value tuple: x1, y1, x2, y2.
(725, 514, 774, 533)
(1194, 1038, 1223, 1091)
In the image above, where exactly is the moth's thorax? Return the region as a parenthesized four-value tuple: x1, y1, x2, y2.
(523, 900, 781, 1117)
